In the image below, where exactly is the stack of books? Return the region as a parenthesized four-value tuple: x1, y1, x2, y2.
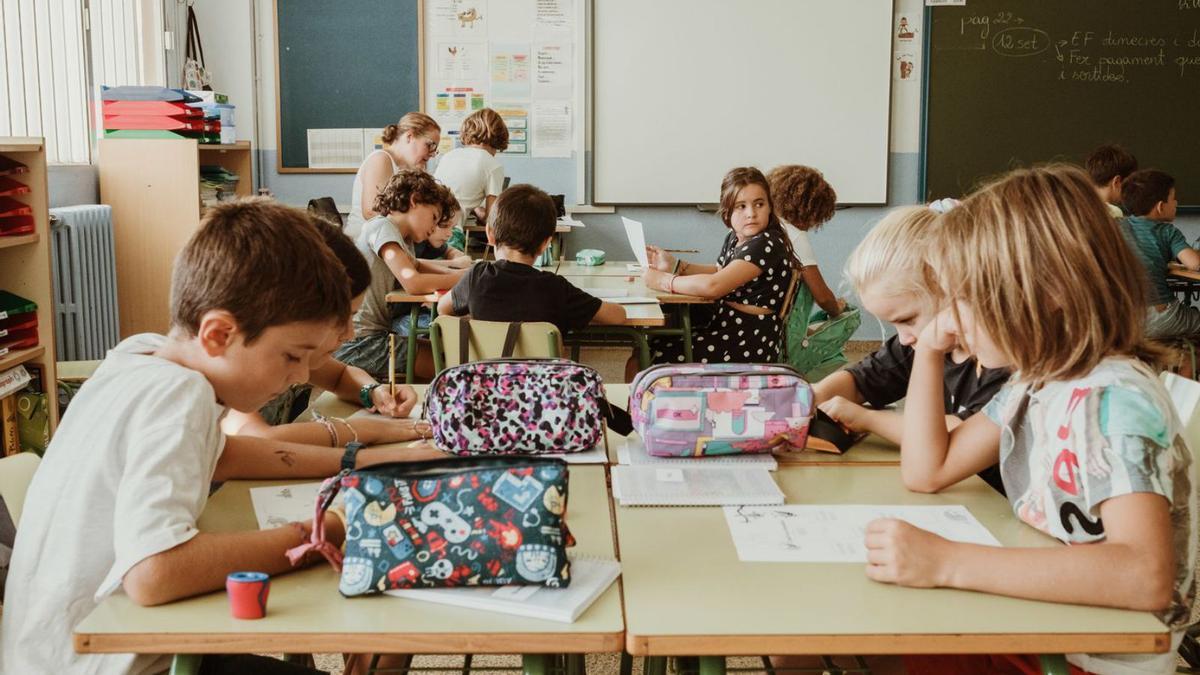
(199, 166, 240, 208)
(0, 363, 50, 456)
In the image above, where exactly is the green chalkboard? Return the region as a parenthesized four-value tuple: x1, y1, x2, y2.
(275, 0, 421, 171)
(922, 0, 1200, 207)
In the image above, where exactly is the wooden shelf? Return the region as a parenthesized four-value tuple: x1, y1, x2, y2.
(0, 233, 38, 250)
(198, 142, 251, 151)
(0, 345, 45, 372)
(0, 138, 43, 153)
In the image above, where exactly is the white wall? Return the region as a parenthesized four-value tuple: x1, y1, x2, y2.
(176, 0, 257, 143)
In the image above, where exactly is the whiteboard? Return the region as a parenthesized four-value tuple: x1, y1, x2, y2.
(594, 0, 893, 205)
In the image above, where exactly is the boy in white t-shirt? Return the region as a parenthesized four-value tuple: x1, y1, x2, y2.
(767, 164, 845, 317)
(433, 107, 509, 251)
(0, 200, 417, 675)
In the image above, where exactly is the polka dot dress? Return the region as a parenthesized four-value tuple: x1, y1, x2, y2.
(650, 229, 794, 365)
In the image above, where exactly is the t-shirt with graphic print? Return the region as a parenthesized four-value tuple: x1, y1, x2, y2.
(983, 357, 1197, 675)
(716, 229, 793, 311)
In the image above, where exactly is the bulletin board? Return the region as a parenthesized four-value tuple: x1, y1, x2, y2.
(422, 0, 586, 196)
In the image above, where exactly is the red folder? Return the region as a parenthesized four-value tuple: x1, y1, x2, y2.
(0, 326, 37, 347)
(0, 215, 34, 236)
(102, 115, 208, 131)
(0, 196, 32, 218)
(0, 176, 29, 197)
(0, 156, 28, 177)
(101, 100, 203, 118)
(0, 314, 36, 333)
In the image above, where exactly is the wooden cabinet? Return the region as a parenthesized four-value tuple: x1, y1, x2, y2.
(0, 137, 60, 434)
(98, 139, 252, 337)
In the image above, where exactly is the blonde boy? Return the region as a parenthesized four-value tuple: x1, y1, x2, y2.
(0, 200, 410, 674)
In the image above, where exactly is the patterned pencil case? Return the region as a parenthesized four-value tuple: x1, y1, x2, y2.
(290, 456, 574, 596)
(629, 363, 815, 457)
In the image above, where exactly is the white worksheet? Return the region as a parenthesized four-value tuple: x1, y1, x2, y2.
(723, 504, 1000, 562)
(621, 217, 649, 267)
(249, 482, 326, 530)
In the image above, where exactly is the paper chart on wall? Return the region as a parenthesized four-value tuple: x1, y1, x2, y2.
(723, 504, 1000, 563)
(490, 43, 532, 99)
(621, 217, 650, 268)
(494, 102, 530, 155)
(535, 0, 573, 33)
(430, 0, 489, 36)
(437, 41, 488, 82)
(531, 101, 571, 157)
(534, 43, 572, 98)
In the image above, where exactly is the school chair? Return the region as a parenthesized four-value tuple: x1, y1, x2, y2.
(428, 316, 562, 373)
(0, 451, 40, 527)
(306, 196, 345, 230)
(779, 272, 861, 381)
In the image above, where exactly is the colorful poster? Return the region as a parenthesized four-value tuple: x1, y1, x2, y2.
(894, 50, 917, 82)
(431, 0, 489, 36)
(437, 41, 488, 82)
(490, 43, 532, 99)
(493, 102, 530, 155)
(534, 43, 572, 98)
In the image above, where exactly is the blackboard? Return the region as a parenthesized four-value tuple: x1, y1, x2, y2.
(275, 0, 422, 172)
(922, 0, 1200, 207)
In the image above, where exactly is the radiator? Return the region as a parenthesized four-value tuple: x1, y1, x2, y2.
(49, 205, 120, 361)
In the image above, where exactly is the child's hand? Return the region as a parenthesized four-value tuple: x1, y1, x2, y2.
(645, 245, 675, 272)
(643, 268, 670, 292)
(472, 206, 488, 223)
(864, 518, 953, 588)
(819, 396, 870, 433)
(916, 307, 959, 354)
(371, 384, 419, 417)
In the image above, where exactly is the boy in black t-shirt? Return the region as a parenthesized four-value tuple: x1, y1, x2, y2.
(437, 184, 626, 332)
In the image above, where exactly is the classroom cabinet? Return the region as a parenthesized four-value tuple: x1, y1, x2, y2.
(98, 139, 252, 337)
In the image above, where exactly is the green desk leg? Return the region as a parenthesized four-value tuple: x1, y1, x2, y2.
(523, 653, 553, 675)
(697, 656, 726, 675)
(405, 305, 419, 384)
(169, 654, 203, 675)
(632, 331, 652, 370)
(680, 306, 694, 362)
(567, 653, 586, 675)
(1038, 655, 1070, 675)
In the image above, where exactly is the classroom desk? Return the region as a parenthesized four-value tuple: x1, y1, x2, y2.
(73, 467, 624, 674)
(1168, 263, 1200, 303)
(615, 465, 1169, 674)
(464, 223, 573, 259)
(602, 384, 900, 465)
(555, 261, 645, 277)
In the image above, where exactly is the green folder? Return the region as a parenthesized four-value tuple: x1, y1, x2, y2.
(0, 291, 35, 321)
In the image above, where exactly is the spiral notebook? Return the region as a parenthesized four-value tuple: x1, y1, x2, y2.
(611, 465, 784, 506)
(385, 556, 621, 623)
(617, 437, 778, 471)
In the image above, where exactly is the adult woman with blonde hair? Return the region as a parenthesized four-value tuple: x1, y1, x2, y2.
(345, 112, 441, 239)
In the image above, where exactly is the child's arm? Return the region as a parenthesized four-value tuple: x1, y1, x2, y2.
(123, 516, 345, 607)
(900, 311, 1002, 492)
(1178, 247, 1200, 272)
(644, 259, 761, 300)
(801, 265, 844, 317)
(590, 301, 627, 325)
(473, 195, 498, 223)
(308, 360, 418, 417)
(864, 492, 1175, 612)
(380, 242, 463, 294)
(223, 411, 432, 447)
(645, 247, 718, 275)
(438, 273, 472, 317)
(820, 397, 971, 445)
(813, 370, 864, 405)
(213, 434, 443, 482)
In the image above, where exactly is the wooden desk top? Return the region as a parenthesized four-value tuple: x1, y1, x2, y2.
(384, 289, 668, 327)
(74, 468, 624, 655)
(555, 261, 644, 277)
(1168, 263, 1200, 282)
(616, 465, 1167, 656)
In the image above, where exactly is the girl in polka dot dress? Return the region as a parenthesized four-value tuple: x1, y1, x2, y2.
(641, 167, 801, 366)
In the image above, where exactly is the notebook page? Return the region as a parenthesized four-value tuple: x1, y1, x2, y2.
(616, 437, 778, 471)
(611, 465, 784, 506)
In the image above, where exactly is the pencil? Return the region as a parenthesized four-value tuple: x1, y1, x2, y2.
(662, 248, 699, 253)
(388, 333, 396, 399)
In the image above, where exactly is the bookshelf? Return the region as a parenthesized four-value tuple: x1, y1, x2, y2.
(97, 139, 253, 337)
(0, 137, 60, 440)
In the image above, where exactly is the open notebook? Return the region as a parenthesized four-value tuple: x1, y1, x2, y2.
(611, 465, 784, 507)
(385, 556, 620, 623)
